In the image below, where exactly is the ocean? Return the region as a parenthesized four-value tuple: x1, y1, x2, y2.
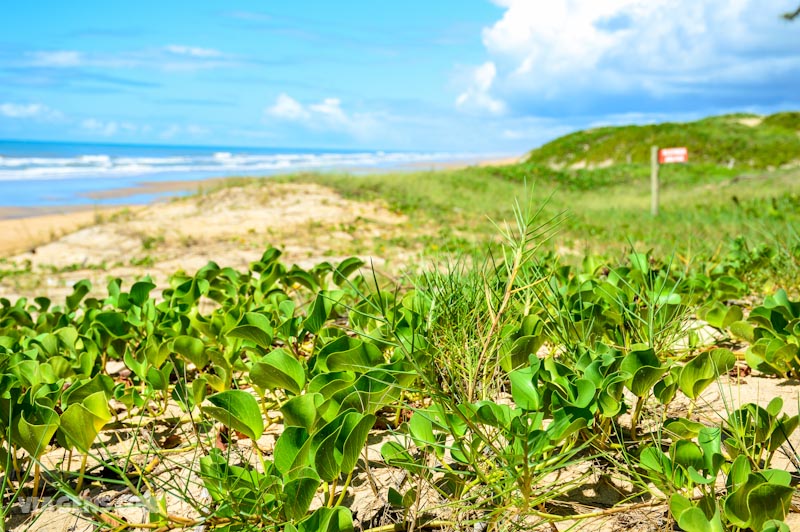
(0, 140, 482, 208)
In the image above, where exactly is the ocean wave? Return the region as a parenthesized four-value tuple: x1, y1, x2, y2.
(0, 150, 475, 181)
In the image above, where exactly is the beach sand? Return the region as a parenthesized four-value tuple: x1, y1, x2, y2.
(0, 180, 419, 302)
(0, 206, 137, 257)
(0, 155, 523, 259)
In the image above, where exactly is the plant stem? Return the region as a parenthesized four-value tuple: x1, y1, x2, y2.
(76, 453, 88, 493)
(32, 462, 40, 509)
(631, 396, 645, 440)
(530, 499, 664, 523)
(327, 479, 338, 507)
(334, 469, 354, 507)
(363, 521, 456, 532)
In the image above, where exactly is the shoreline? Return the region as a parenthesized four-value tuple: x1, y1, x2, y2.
(0, 155, 522, 257)
(0, 154, 523, 221)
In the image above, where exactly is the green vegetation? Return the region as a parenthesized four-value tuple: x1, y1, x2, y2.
(1, 195, 799, 530)
(525, 111, 800, 168)
(292, 164, 800, 292)
(3, 114, 800, 530)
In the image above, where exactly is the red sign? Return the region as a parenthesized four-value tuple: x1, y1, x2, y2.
(658, 147, 688, 164)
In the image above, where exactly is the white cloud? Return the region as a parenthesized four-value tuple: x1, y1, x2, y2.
(0, 102, 62, 120)
(309, 98, 348, 123)
(456, 61, 506, 114)
(1, 103, 46, 118)
(185, 124, 211, 135)
(82, 118, 122, 136)
(265, 94, 377, 136)
(160, 124, 211, 139)
(466, 0, 800, 108)
(22, 46, 235, 72)
(267, 94, 310, 121)
(80, 120, 208, 139)
(28, 50, 83, 67)
(164, 45, 223, 58)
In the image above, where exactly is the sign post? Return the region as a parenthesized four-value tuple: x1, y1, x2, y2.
(651, 146, 688, 216)
(651, 146, 659, 216)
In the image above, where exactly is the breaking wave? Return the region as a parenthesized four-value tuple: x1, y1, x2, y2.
(0, 149, 475, 181)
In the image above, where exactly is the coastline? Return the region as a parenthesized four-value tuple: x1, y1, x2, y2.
(0, 154, 522, 257)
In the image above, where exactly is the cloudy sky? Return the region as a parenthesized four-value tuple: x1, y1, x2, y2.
(1, 1, 798, 152)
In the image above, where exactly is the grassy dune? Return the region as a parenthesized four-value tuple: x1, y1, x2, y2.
(526, 111, 800, 168)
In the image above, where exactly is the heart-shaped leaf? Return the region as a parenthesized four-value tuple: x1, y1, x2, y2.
(678, 349, 735, 400)
(173, 335, 208, 368)
(203, 390, 264, 441)
(250, 348, 305, 395)
(58, 391, 111, 452)
(295, 507, 354, 532)
(283, 468, 320, 520)
(17, 404, 60, 458)
(282, 393, 324, 431)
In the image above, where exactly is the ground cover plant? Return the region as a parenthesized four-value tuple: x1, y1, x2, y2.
(1, 184, 799, 532)
(2, 114, 800, 531)
(290, 158, 800, 290)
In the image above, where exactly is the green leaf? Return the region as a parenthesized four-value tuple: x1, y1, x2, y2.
(228, 317, 273, 350)
(747, 483, 793, 531)
(61, 374, 113, 408)
(509, 366, 540, 411)
(281, 393, 324, 431)
(761, 520, 790, 532)
(668, 493, 693, 521)
(698, 426, 722, 475)
(408, 409, 438, 449)
(146, 362, 173, 392)
(303, 293, 333, 335)
(58, 391, 111, 452)
(130, 281, 156, 306)
(274, 426, 310, 475)
(620, 346, 665, 397)
(17, 404, 60, 458)
(573, 378, 596, 409)
(325, 340, 383, 373)
(66, 280, 91, 311)
(296, 507, 354, 532)
(639, 446, 670, 475)
(333, 257, 364, 285)
(664, 417, 706, 439)
(173, 335, 208, 368)
(629, 252, 649, 273)
(250, 348, 306, 395)
(700, 302, 743, 330)
(678, 349, 735, 400)
(728, 455, 751, 491)
(314, 428, 343, 482)
(670, 494, 723, 532)
(729, 320, 755, 342)
(283, 469, 320, 521)
(671, 440, 703, 472)
(339, 413, 375, 473)
(203, 390, 264, 441)
(766, 397, 783, 417)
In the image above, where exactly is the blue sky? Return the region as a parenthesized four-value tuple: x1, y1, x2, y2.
(1, 1, 799, 152)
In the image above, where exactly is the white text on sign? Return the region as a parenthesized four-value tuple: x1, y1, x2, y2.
(658, 147, 688, 164)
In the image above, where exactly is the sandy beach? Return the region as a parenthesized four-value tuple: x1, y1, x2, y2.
(0, 155, 522, 259)
(0, 206, 139, 257)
